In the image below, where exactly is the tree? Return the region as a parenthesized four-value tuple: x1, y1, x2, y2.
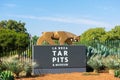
(32, 35, 39, 45)
(15, 33, 29, 50)
(0, 20, 7, 29)
(100, 26, 120, 42)
(0, 29, 30, 55)
(0, 19, 30, 56)
(80, 27, 106, 45)
(0, 29, 16, 53)
(0, 20, 26, 33)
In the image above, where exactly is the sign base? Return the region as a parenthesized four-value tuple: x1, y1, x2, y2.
(33, 68, 86, 74)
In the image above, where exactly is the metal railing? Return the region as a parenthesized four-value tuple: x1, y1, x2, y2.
(0, 40, 120, 60)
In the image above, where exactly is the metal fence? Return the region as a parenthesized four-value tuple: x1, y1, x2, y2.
(0, 40, 34, 62)
(0, 40, 120, 60)
(84, 40, 120, 58)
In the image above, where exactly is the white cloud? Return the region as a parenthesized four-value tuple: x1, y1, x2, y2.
(10, 15, 113, 27)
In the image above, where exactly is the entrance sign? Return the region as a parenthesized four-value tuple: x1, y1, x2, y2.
(33, 45, 86, 74)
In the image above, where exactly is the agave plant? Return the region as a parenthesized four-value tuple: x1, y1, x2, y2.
(114, 70, 120, 78)
(23, 59, 37, 77)
(87, 54, 103, 73)
(1, 55, 24, 77)
(102, 55, 120, 70)
(1, 55, 38, 77)
(0, 70, 14, 80)
(87, 42, 120, 60)
(102, 55, 120, 74)
(8, 60, 24, 77)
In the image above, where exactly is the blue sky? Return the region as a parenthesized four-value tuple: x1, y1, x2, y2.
(0, 0, 120, 36)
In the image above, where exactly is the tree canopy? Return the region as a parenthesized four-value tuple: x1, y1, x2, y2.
(80, 26, 120, 44)
(0, 20, 26, 33)
(80, 27, 106, 42)
(0, 20, 30, 54)
(32, 35, 39, 45)
(100, 26, 120, 41)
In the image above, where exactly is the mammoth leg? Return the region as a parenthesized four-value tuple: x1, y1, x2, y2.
(43, 32, 55, 45)
(66, 40, 72, 45)
(36, 36, 45, 45)
(59, 37, 67, 45)
(37, 36, 55, 45)
(65, 38, 73, 45)
(46, 38, 55, 45)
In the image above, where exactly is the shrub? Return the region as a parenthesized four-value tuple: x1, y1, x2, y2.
(87, 42, 120, 60)
(102, 55, 120, 70)
(114, 70, 120, 78)
(23, 60, 37, 77)
(24, 64, 32, 77)
(7, 60, 24, 77)
(1, 55, 24, 77)
(87, 55, 103, 73)
(0, 70, 14, 80)
(1, 55, 37, 77)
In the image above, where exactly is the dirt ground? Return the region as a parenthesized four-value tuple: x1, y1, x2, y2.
(16, 72, 120, 80)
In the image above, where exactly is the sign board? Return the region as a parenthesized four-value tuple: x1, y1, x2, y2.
(33, 45, 86, 74)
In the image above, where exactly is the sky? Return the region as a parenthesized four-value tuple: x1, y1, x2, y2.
(0, 0, 120, 36)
